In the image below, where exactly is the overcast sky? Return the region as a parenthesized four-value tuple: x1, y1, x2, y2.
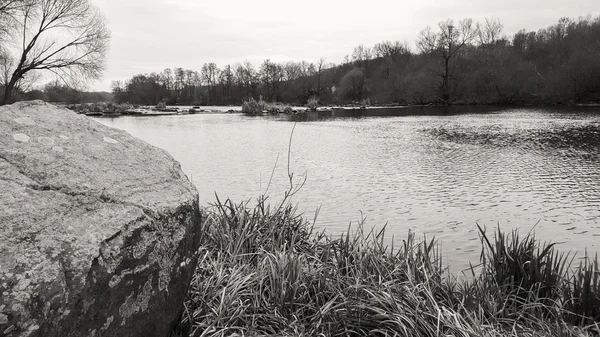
(91, 0, 599, 91)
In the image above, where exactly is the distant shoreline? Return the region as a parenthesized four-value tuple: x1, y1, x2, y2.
(86, 102, 600, 118)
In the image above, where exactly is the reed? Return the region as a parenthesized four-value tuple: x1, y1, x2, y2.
(172, 196, 600, 337)
(306, 97, 319, 111)
(241, 97, 267, 115)
(241, 98, 292, 115)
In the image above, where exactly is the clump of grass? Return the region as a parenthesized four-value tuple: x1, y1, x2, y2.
(462, 225, 600, 331)
(306, 96, 319, 111)
(564, 253, 600, 326)
(468, 225, 571, 320)
(173, 198, 600, 337)
(242, 98, 293, 115)
(241, 97, 267, 115)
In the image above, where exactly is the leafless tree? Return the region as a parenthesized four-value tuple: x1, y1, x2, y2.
(352, 44, 373, 66)
(0, 0, 23, 13)
(417, 18, 478, 102)
(283, 61, 301, 82)
(478, 17, 504, 45)
(373, 40, 412, 80)
(0, 0, 27, 37)
(1, 0, 110, 105)
(373, 40, 411, 60)
(312, 57, 330, 96)
(201, 62, 220, 103)
(0, 48, 13, 82)
(298, 60, 315, 94)
(0, 1, 23, 81)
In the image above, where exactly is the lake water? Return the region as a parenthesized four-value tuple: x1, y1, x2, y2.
(95, 106, 600, 273)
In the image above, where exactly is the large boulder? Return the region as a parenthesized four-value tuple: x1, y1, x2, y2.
(0, 101, 201, 337)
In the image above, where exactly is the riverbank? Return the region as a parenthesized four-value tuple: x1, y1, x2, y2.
(70, 100, 600, 118)
(86, 109, 238, 117)
(172, 195, 600, 337)
(61, 102, 241, 117)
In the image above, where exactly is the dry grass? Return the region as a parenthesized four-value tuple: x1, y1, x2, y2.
(241, 98, 292, 115)
(171, 197, 600, 337)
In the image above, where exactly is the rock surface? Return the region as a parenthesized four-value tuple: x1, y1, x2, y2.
(0, 101, 201, 337)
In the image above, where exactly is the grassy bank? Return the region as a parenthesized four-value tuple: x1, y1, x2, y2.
(172, 196, 600, 337)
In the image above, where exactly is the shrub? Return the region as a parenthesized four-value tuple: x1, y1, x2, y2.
(306, 96, 319, 111)
(241, 97, 267, 115)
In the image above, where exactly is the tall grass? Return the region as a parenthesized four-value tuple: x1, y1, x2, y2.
(173, 198, 600, 337)
(241, 98, 293, 115)
(241, 97, 267, 115)
(306, 97, 319, 111)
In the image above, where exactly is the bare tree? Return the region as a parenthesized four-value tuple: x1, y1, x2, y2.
(417, 18, 478, 102)
(1, 1, 23, 86)
(283, 61, 301, 82)
(351, 44, 373, 68)
(259, 59, 274, 101)
(478, 17, 504, 45)
(298, 60, 315, 96)
(201, 62, 220, 103)
(0, 48, 13, 84)
(1, 0, 110, 105)
(0, 1, 17, 36)
(0, 1, 28, 37)
(373, 40, 411, 60)
(220, 64, 234, 100)
(373, 40, 412, 80)
(0, 0, 23, 13)
(312, 57, 329, 97)
(242, 60, 259, 97)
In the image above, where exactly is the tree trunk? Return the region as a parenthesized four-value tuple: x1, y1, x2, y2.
(317, 75, 321, 98)
(1, 76, 18, 105)
(443, 56, 450, 102)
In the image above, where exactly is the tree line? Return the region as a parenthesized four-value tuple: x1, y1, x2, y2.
(2, 5, 599, 107)
(110, 58, 333, 106)
(110, 15, 600, 107)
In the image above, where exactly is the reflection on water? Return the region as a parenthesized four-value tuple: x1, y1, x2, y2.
(284, 105, 507, 122)
(96, 106, 600, 272)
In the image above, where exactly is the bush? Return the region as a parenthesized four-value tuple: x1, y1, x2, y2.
(242, 97, 295, 115)
(306, 96, 319, 111)
(241, 97, 267, 115)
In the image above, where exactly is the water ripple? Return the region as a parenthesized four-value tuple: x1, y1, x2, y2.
(96, 107, 600, 271)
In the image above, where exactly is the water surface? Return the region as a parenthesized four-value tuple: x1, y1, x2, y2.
(96, 106, 600, 272)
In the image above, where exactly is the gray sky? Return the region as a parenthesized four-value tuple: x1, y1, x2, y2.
(92, 0, 599, 91)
